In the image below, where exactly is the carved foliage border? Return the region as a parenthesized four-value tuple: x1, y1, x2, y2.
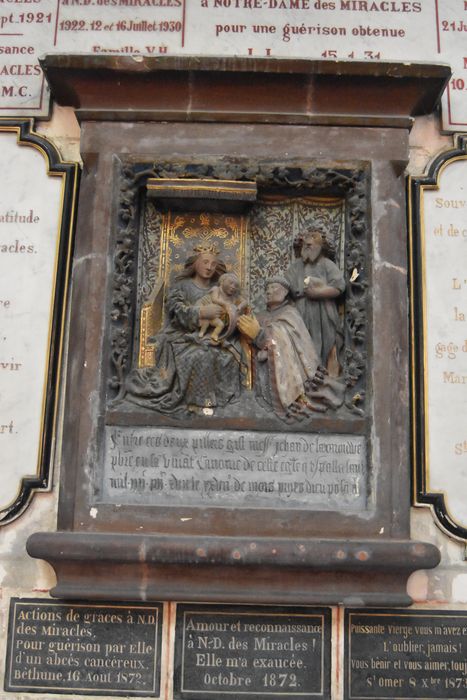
(109, 160, 370, 411)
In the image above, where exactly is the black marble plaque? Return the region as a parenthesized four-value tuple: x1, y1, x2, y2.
(174, 604, 331, 699)
(345, 608, 467, 699)
(4, 598, 163, 696)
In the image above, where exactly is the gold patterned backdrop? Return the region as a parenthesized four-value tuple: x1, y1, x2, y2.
(137, 198, 344, 367)
(248, 196, 344, 311)
(138, 210, 248, 367)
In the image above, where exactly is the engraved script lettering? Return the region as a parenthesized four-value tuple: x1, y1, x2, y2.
(102, 426, 367, 511)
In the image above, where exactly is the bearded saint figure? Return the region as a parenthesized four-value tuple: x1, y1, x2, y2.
(285, 228, 345, 376)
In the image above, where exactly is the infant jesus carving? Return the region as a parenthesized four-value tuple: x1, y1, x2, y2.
(197, 272, 248, 342)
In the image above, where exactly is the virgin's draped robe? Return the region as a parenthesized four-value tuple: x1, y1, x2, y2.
(126, 278, 245, 412)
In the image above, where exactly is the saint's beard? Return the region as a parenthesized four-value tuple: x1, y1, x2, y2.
(302, 249, 321, 263)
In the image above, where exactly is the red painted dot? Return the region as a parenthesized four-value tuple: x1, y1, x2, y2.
(356, 550, 369, 561)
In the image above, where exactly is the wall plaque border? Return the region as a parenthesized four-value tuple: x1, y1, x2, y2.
(344, 607, 467, 699)
(409, 133, 467, 543)
(0, 119, 79, 525)
(4, 598, 163, 696)
(173, 604, 332, 700)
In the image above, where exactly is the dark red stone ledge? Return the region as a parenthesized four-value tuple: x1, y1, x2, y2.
(27, 532, 440, 606)
(40, 55, 450, 127)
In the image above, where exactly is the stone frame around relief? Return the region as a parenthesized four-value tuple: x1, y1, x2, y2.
(106, 158, 371, 431)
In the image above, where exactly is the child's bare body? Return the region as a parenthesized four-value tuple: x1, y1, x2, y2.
(197, 273, 248, 342)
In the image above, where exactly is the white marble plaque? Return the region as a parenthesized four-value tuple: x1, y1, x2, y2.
(0, 0, 465, 128)
(102, 426, 367, 511)
(437, 0, 467, 131)
(422, 155, 467, 531)
(0, 127, 66, 519)
(0, 0, 55, 115)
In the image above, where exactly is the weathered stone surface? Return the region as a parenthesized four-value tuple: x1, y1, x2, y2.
(102, 427, 367, 511)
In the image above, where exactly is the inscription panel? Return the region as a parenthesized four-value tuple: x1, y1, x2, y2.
(102, 426, 367, 511)
(345, 609, 467, 699)
(174, 604, 331, 699)
(4, 598, 163, 696)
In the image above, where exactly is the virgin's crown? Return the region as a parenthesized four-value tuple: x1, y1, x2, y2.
(193, 243, 220, 255)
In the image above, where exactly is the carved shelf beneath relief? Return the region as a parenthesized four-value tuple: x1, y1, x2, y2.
(28, 532, 439, 606)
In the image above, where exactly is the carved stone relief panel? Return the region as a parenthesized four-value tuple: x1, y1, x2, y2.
(108, 160, 369, 430)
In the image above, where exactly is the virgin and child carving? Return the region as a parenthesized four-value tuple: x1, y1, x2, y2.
(126, 247, 248, 414)
(124, 223, 347, 421)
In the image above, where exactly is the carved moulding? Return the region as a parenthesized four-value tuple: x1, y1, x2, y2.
(27, 532, 438, 605)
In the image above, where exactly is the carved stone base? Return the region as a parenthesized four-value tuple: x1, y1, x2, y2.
(27, 532, 439, 606)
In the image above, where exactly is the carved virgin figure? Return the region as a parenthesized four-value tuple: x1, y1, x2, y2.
(125, 245, 248, 414)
